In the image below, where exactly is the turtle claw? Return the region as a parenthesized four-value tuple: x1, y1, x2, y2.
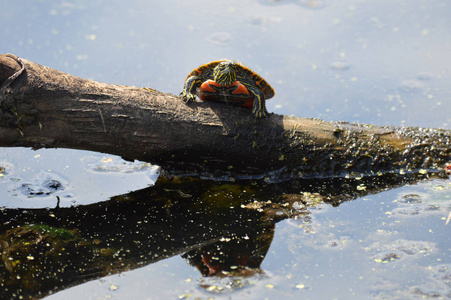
(180, 91, 197, 103)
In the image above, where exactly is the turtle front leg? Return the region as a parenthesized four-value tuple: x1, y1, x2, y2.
(180, 75, 202, 103)
(247, 86, 268, 119)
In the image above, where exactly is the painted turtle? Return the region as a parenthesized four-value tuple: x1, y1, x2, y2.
(180, 60, 275, 118)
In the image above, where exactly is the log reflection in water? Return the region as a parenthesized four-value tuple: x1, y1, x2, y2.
(0, 171, 447, 299)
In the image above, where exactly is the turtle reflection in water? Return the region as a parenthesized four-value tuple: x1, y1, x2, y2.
(182, 225, 274, 277)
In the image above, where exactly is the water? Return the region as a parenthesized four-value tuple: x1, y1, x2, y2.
(1, 0, 450, 299)
(0, 147, 159, 208)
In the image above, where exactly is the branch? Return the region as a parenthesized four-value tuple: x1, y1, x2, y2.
(0, 53, 450, 179)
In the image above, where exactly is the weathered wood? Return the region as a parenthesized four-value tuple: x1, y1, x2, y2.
(0, 53, 450, 179)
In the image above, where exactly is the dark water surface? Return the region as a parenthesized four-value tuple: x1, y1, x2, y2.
(1, 1, 450, 299)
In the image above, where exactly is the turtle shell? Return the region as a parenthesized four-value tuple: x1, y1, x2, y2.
(185, 60, 275, 100)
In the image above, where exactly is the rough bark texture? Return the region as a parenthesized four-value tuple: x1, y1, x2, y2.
(0, 53, 450, 180)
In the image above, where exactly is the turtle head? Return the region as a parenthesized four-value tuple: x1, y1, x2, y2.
(213, 61, 237, 86)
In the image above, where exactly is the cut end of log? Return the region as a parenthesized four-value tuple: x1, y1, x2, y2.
(0, 54, 22, 86)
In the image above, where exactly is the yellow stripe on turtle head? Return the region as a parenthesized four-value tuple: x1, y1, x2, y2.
(213, 61, 237, 86)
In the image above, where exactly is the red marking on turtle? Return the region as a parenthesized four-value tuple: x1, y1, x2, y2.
(198, 80, 255, 108)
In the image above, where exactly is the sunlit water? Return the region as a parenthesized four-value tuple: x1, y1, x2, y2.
(0, 148, 159, 208)
(1, 0, 450, 299)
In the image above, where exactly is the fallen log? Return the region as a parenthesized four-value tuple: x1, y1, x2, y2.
(0, 53, 449, 180)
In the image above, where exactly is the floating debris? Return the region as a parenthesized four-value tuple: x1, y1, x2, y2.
(295, 283, 306, 289)
(400, 194, 422, 204)
(445, 211, 451, 226)
(329, 61, 351, 71)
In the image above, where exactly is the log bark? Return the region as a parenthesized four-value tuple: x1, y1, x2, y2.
(0, 53, 450, 180)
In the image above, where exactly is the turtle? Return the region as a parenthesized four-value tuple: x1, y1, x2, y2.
(180, 60, 275, 118)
